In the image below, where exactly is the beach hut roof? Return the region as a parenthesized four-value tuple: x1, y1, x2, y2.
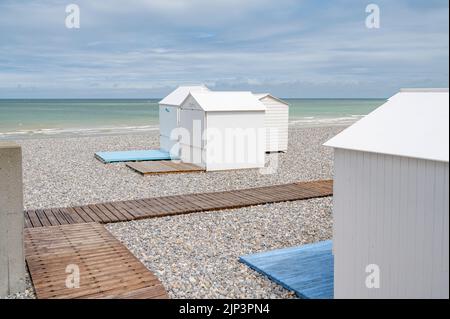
(324, 88, 449, 162)
(186, 91, 266, 112)
(253, 93, 289, 106)
(159, 85, 210, 106)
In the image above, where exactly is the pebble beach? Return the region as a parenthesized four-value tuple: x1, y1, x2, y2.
(5, 125, 344, 299)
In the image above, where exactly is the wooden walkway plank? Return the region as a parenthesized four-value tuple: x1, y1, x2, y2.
(105, 202, 134, 219)
(191, 193, 224, 210)
(129, 199, 158, 216)
(96, 203, 126, 221)
(32, 265, 157, 293)
(27, 210, 43, 228)
(35, 209, 52, 227)
(79, 206, 104, 223)
(24, 212, 33, 228)
(24, 223, 168, 299)
(132, 198, 163, 217)
(175, 195, 205, 212)
(50, 208, 69, 225)
(88, 204, 117, 223)
(59, 208, 79, 224)
(153, 196, 184, 215)
(25, 180, 333, 228)
(230, 190, 267, 206)
(109, 285, 168, 299)
(63, 207, 88, 224)
(117, 200, 146, 218)
(68, 278, 162, 299)
(126, 161, 204, 176)
(82, 278, 167, 299)
(28, 252, 146, 278)
(71, 207, 95, 223)
(140, 197, 178, 217)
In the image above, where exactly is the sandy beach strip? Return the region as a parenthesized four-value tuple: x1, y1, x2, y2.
(4, 125, 343, 299)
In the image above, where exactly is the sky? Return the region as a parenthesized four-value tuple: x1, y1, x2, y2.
(0, 0, 448, 98)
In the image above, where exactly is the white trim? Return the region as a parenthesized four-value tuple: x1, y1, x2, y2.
(254, 93, 289, 106)
(400, 88, 448, 93)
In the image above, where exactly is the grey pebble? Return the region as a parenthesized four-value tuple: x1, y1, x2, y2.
(2, 126, 343, 299)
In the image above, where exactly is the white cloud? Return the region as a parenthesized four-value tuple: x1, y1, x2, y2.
(0, 0, 447, 98)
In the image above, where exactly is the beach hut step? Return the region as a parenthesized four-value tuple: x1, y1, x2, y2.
(126, 161, 205, 175)
(94, 149, 176, 163)
(239, 240, 334, 299)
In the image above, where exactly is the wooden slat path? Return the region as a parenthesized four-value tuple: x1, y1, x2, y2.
(24, 223, 168, 299)
(126, 161, 205, 175)
(25, 180, 333, 228)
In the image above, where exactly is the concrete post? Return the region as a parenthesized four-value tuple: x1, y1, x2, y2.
(0, 142, 25, 296)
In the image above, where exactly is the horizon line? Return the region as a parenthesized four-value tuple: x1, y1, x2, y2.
(0, 97, 388, 100)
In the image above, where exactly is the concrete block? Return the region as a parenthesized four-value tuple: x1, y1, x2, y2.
(7, 213, 25, 294)
(0, 142, 25, 296)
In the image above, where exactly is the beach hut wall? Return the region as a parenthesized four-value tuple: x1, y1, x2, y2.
(324, 88, 449, 299)
(254, 93, 289, 152)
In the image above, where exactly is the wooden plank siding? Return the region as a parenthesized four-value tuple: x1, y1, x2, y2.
(24, 223, 168, 299)
(25, 180, 333, 228)
(261, 96, 289, 152)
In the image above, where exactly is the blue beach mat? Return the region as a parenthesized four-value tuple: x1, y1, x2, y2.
(239, 240, 333, 299)
(95, 149, 176, 163)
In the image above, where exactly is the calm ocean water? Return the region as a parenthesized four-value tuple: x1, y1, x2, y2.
(0, 99, 385, 139)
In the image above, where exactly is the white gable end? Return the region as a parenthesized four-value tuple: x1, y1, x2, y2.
(254, 93, 289, 106)
(159, 85, 209, 106)
(181, 94, 203, 110)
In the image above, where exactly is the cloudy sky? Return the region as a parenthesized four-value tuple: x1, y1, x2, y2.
(0, 0, 448, 98)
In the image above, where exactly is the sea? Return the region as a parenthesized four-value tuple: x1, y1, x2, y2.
(0, 99, 385, 139)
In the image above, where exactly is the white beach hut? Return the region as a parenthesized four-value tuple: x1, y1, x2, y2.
(158, 85, 210, 152)
(178, 91, 266, 171)
(324, 88, 449, 298)
(254, 93, 289, 152)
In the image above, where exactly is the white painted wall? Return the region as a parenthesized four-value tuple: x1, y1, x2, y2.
(261, 96, 289, 152)
(179, 109, 205, 147)
(333, 148, 449, 299)
(174, 94, 265, 171)
(159, 136, 177, 154)
(159, 105, 179, 152)
(179, 144, 206, 168)
(205, 111, 265, 171)
(179, 108, 205, 165)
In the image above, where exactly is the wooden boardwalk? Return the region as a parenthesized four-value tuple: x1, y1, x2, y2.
(25, 223, 168, 299)
(126, 161, 204, 175)
(25, 180, 333, 228)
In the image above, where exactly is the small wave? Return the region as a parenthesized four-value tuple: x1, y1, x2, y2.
(289, 115, 366, 127)
(0, 125, 160, 139)
(350, 114, 365, 118)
